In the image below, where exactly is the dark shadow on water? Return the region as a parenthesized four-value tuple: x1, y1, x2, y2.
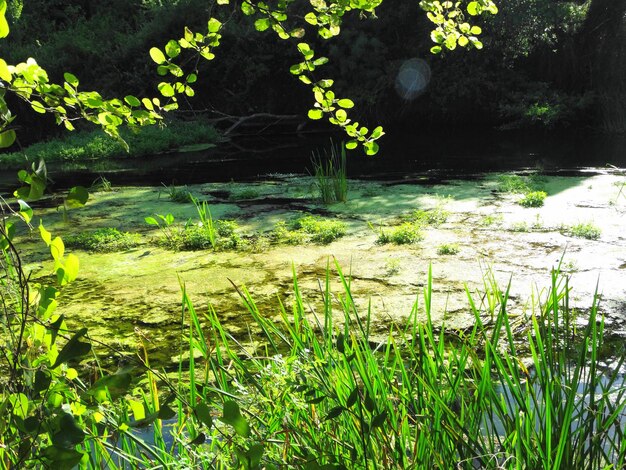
(1, 129, 624, 193)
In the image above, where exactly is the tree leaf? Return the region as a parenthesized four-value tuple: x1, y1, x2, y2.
(0, 58, 11, 82)
(220, 400, 249, 437)
(308, 109, 323, 120)
(158, 82, 175, 97)
(0, 1, 9, 39)
(149, 47, 166, 65)
(17, 199, 32, 223)
(51, 328, 91, 369)
(165, 40, 181, 58)
(254, 18, 271, 32)
(337, 99, 354, 109)
(66, 186, 89, 208)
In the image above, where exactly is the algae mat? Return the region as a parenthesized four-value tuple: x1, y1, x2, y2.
(23, 171, 626, 364)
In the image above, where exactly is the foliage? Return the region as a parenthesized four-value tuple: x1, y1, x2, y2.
(311, 140, 348, 204)
(437, 242, 459, 255)
(272, 215, 347, 245)
(565, 222, 602, 240)
(229, 188, 260, 201)
(518, 190, 547, 207)
(409, 206, 449, 226)
(376, 221, 423, 245)
(0, 119, 219, 169)
(164, 184, 194, 203)
(64, 227, 141, 252)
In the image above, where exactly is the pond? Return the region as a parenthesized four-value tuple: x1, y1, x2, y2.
(12, 130, 626, 368)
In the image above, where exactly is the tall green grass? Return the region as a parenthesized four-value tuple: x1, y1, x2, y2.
(105, 263, 623, 469)
(311, 141, 348, 204)
(5, 264, 624, 469)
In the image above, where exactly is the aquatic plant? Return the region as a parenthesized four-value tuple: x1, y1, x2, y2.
(437, 243, 460, 255)
(229, 188, 260, 201)
(566, 222, 602, 240)
(293, 215, 347, 244)
(519, 190, 548, 207)
(377, 221, 423, 245)
(479, 213, 504, 226)
(409, 206, 450, 226)
(163, 184, 194, 203)
(65, 227, 141, 252)
(311, 141, 348, 204)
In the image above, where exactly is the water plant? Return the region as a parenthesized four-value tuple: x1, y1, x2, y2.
(164, 184, 194, 203)
(65, 227, 141, 252)
(437, 242, 460, 255)
(272, 215, 347, 245)
(479, 213, 504, 226)
(566, 222, 602, 240)
(311, 141, 348, 204)
(377, 221, 423, 245)
(409, 206, 449, 226)
(229, 188, 260, 201)
(519, 190, 548, 207)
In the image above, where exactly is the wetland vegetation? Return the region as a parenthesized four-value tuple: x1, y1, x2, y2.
(1, 0, 626, 468)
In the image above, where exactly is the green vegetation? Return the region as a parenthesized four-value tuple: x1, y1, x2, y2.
(164, 184, 194, 203)
(0, 120, 220, 169)
(519, 190, 548, 207)
(409, 206, 449, 226)
(566, 222, 602, 240)
(479, 213, 504, 227)
(376, 221, 423, 245)
(229, 188, 261, 201)
(437, 243, 460, 255)
(509, 221, 529, 232)
(311, 142, 348, 204)
(273, 215, 347, 245)
(64, 227, 141, 252)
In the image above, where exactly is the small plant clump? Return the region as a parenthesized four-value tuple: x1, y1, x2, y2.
(479, 213, 504, 227)
(509, 221, 529, 232)
(377, 221, 423, 245)
(409, 206, 449, 226)
(272, 215, 347, 245)
(164, 184, 194, 203)
(311, 141, 348, 204)
(518, 190, 547, 207)
(65, 227, 141, 252)
(566, 222, 601, 240)
(437, 243, 460, 255)
(229, 188, 261, 201)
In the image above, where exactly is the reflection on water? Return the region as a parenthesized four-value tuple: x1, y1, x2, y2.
(2, 130, 624, 193)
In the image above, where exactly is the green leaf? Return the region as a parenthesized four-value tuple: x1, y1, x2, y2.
(470, 25, 482, 35)
(39, 222, 52, 245)
(467, 1, 480, 15)
(87, 369, 133, 401)
(149, 47, 166, 65)
(9, 393, 29, 419)
(42, 446, 84, 469)
(458, 35, 469, 47)
(254, 18, 271, 32)
(52, 413, 85, 448)
(50, 236, 65, 261)
(0, 1, 9, 39)
(63, 254, 79, 283)
(51, 328, 91, 369)
(145, 216, 159, 226)
(0, 58, 11, 82)
(165, 40, 181, 58)
(364, 141, 379, 156)
(346, 387, 359, 408)
(0, 129, 15, 148)
(208, 18, 222, 33)
(63, 72, 79, 87)
(158, 82, 175, 97)
(337, 99, 354, 109)
(241, 2, 255, 15)
(304, 12, 317, 25)
(336, 109, 347, 122)
(66, 186, 89, 208)
(195, 402, 213, 429)
(370, 126, 384, 139)
(325, 406, 344, 421)
(220, 400, 249, 437)
(31, 101, 46, 113)
(371, 410, 388, 428)
(17, 199, 32, 223)
(430, 45, 442, 54)
(308, 109, 323, 120)
(345, 140, 358, 150)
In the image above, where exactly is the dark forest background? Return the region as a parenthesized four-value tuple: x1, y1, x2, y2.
(2, 0, 625, 145)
